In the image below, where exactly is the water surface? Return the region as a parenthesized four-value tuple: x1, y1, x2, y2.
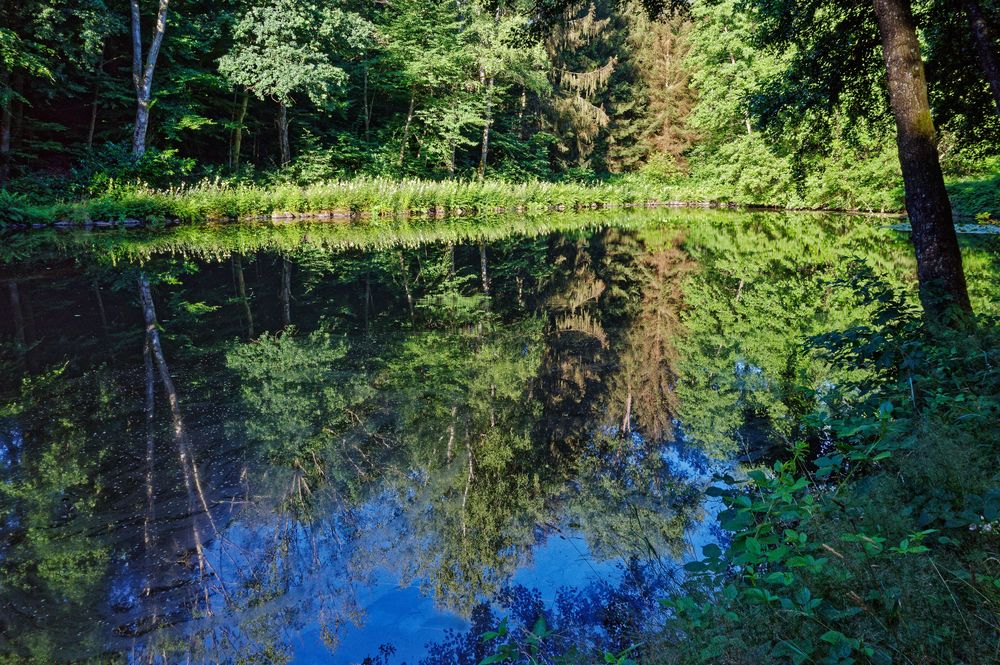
(1, 209, 996, 663)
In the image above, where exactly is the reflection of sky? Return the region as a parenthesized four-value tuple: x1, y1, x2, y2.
(210, 436, 729, 664)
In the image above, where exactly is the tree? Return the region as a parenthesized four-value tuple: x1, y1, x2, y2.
(219, 0, 373, 165)
(738, 0, 972, 317)
(960, 0, 1000, 114)
(130, 0, 171, 156)
(872, 0, 971, 315)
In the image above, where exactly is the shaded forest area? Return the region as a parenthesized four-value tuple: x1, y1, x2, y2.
(1, 0, 998, 212)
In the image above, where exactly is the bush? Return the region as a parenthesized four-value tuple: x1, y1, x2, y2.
(667, 273, 1000, 664)
(73, 142, 196, 193)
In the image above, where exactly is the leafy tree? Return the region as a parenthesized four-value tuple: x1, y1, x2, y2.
(219, 0, 373, 165)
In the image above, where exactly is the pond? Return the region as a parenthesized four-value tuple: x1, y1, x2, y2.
(1, 209, 997, 663)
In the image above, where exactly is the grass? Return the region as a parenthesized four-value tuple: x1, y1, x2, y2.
(2, 177, 687, 226)
(1, 170, 995, 227)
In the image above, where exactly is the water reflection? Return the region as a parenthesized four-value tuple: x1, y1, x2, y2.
(1, 209, 994, 662)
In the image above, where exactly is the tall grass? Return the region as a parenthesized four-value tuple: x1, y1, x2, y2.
(10, 177, 682, 225)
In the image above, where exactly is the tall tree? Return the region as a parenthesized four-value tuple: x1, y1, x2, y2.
(872, 0, 971, 315)
(130, 0, 171, 156)
(960, 0, 1000, 114)
(739, 0, 972, 316)
(219, 0, 373, 165)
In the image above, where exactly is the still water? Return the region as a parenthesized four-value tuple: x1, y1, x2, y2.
(1, 209, 996, 663)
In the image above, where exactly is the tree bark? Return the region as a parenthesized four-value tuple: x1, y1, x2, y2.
(478, 72, 494, 182)
(362, 67, 372, 141)
(0, 70, 11, 182)
(87, 86, 100, 150)
(277, 101, 291, 166)
(873, 0, 972, 317)
(231, 91, 249, 169)
(399, 89, 415, 168)
(962, 0, 1000, 115)
(131, 0, 171, 157)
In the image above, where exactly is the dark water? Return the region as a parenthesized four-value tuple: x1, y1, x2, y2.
(0, 209, 996, 663)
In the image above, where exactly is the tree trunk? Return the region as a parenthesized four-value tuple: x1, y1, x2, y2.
(362, 67, 371, 141)
(280, 258, 292, 327)
(962, 0, 1000, 115)
(478, 72, 494, 182)
(231, 91, 249, 169)
(518, 86, 527, 140)
(131, 0, 171, 157)
(0, 70, 11, 182)
(399, 90, 415, 168)
(872, 0, 972, 317)
(11, 74, 23, 150)
(87, 86, 100, 150)
(722, 25, 753, 136)
(277, 101, 291, 166)
(232, 254, 254, 338)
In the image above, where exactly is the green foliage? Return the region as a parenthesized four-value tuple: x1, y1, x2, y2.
(219, 0, 373, 108)
(664, 276, 1000, 664)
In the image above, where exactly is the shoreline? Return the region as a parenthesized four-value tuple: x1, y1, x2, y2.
(1, 197, 912, 232)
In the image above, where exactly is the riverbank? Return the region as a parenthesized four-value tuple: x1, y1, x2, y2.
(1, 173, 996, 229)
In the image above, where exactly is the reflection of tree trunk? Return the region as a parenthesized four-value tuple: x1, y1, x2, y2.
(363, 272, 371, 334)
(280, 259, 292, 328)
(447, 243, 455, 277)
(8, 281, 26, 366)
(622, 388, 632, 435)
(461, 441, 475, 539)
(232, 255, 254, 338)
(138, 274, 218, 537)
(962, 0, 1000, 114)
(398, 252, 414, 320)
(479, 244, 490, 296)
(143, 338, 156, 550)
(446, 406, 457, 463)
(93, 281, 115, 364)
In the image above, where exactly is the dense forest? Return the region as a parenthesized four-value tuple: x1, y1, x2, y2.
(1, 0, 998, 212)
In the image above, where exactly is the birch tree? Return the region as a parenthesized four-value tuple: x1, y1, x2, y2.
(130, 0, 170, 156)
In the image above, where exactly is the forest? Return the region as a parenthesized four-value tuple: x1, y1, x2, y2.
(0, 0, 998, 215)
(2, 1, 1000, 665)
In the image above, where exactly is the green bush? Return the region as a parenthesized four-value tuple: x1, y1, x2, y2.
(665, 273, 1000, 664)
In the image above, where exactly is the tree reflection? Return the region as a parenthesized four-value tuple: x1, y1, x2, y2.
(0, 210, 949, 662)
